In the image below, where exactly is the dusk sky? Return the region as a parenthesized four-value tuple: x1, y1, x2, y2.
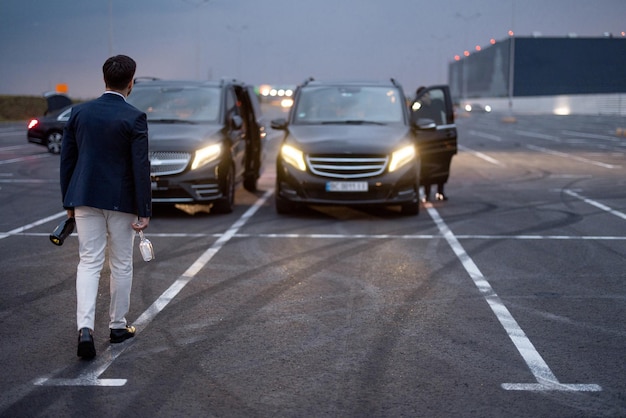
(1, 0, 625, 99)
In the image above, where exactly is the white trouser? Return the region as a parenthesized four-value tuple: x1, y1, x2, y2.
(74, 206, 136, 331)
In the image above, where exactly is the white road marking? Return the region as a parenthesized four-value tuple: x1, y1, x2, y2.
(526, 144, 620, 169)
(564, 189, 626, 221)
(515, 130, 560, 142)
(468, 130, 502, 142)
(34, 190, 273, 387)
(0, 153, 52, 165)
(0, 132, 25, 138)
(0, 144, 34, 150)
(11, 187, 621, 389)
(459, 144, 505, 166)
(7, 231, 626, 241)
(424, 202, 602, 392)
(0, 179, 57, 183)
(0, 211, 66, 240)
(560, 130, 620, 142)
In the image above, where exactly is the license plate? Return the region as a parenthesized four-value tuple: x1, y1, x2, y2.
(326, 181, 368, 192)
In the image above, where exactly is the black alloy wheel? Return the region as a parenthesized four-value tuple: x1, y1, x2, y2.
(212, 162, 235, 214)
(47, 131, 63, 154)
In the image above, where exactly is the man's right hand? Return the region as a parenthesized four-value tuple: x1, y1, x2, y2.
(132, 217, 150, 231)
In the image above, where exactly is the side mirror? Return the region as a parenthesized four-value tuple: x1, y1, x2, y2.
(271, 118, 288, 130)
(231, 115, 243, 130)
(413, 117, 437, 130)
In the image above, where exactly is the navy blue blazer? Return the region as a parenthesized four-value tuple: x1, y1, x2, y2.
(60, 93, 152, 218)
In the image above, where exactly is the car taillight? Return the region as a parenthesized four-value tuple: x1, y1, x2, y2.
(28, 119, 38, 129)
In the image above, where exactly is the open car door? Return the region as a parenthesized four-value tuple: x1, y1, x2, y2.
(410, 85, 457, 188)
(44, 92, 72, 115)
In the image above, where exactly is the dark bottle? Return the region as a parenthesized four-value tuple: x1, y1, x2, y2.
(50, 217, 75, 246)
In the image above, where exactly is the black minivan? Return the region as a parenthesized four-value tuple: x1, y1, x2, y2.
(128, 78, 266, 213)
(270, 78, 456, 216)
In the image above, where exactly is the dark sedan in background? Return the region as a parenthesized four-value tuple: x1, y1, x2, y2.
(27, 92, 73, 154)
(27, 105, 72, 154)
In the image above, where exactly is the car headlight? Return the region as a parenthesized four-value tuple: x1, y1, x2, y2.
(191, 143, 221, 170)
(280, 144, 306, 171)
(389, 145, 416, 172)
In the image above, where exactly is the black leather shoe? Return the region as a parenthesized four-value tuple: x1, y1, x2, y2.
(77, 327, 96, 359)
(110, 325, 136, 343)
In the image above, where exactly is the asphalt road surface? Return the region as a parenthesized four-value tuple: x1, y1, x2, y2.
(0, 107, 625, 417)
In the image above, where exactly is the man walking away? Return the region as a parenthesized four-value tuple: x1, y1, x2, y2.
(60, 55, 152, 359)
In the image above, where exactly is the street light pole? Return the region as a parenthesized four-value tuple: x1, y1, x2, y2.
(454, 12, 481, 104)
(508, 36, 515, 113)
(108, 0, 113, 56)
(508, 0, 516, 114)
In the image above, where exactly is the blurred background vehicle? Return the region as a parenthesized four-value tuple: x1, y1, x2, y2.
(464, 103, 492, 113)
(27, 104, 72, 154)
(258, 84, 296, 108)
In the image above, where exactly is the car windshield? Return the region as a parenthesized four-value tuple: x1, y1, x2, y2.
(292, 86, 404, 125)
(128, 86, 221, 123)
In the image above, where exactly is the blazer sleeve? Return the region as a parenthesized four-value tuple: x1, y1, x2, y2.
(130, 112, 152, 218)
(59, 112, 79, 209)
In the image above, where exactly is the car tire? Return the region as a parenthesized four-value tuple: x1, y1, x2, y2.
(400, 200, 420, 216)
(275, 195, 295, 214)
(46, 131, 63, 154)
(212, 162, 235, 214)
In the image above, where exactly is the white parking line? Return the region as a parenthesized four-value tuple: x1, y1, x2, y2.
(0, 132, 24, 138)
(468, 130, 502, 142)
(34, 189, 273, 387)
(0, 153, 52, 165)
(459, 144, 505, 166)
(0, 179, 57, 184)
(564, 189, 626, 221)
(0, 144, 34, 150)
(561, 130, 619, 142)
(12, 189, 619, 390)
(526, 144, 620, 169)
(7, 232, 626, 241)
(0, 211, 66, 240)
(424, 202, 602, 392)
(515, 130, 560, 142)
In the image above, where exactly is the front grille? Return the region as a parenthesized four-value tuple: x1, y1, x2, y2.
(150, 151, 191, 176)
(306, 155, 389, 179)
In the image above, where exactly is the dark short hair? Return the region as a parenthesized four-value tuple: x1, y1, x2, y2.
(103, 55, 136, 90)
